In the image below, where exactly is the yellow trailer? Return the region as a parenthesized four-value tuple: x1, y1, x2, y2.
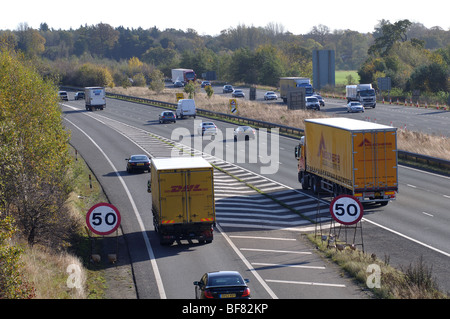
(295, 118, 398, 205)
(149, 157, 215, 245)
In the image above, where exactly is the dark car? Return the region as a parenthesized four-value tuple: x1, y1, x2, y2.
(159, 111, 176, 124)
(201, 81, 211, 88)
(74, 91, 85, 100)
(193, 271, 250, 299)
(223, 84, 234, 93)
(126, 154, 151, 173)
(314, 94, 325, 106)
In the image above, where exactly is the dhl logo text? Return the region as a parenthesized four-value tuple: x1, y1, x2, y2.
(166, 184, 207, 193)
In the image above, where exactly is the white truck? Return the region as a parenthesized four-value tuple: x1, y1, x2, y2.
(346, 84, 376, 108)
(171, 68, 196, 85)
(85, 87, 106, 111)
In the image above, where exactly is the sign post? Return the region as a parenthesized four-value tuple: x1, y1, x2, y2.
(86, 203, 121, 264)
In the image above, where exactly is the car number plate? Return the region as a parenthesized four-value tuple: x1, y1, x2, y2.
(220, 293, 236, 298)
(137, 163, 144, 166)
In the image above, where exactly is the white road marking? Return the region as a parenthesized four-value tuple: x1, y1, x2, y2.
(252, 262, 325, 270)
(230, 235, 297, 241)
(64, 115, 167, 299)
(265, 279, 346, 288)
(240, 248, 312, 255)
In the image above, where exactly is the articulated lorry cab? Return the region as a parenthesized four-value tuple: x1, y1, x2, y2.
(346, 84, 376, 108)
(295, 118, 398, 206)
(148, 157, 215, 245)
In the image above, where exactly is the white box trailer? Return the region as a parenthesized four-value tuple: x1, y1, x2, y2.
(85, 87, 106, 111)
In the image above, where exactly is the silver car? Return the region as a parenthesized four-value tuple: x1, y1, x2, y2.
(347, 101, 365, 113)
(264, 91, 278, 100)
(198, 122, 217, 136)
(233, 126, 256, 141)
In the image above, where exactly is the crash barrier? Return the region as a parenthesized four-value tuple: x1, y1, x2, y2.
(61, 87, 450, 172)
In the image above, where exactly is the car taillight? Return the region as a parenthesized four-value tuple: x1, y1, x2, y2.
(242, 287, 250, 297)
(204, 290, 214, 298)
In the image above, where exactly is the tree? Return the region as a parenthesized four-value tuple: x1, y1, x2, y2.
(369, 19, 412, 56)
(406, 62, 448, 92)
(0, 49, 74, 247)
(255, 45, 284, 86)
(88, 23, 119, 57)
(148, 69, 165, 93)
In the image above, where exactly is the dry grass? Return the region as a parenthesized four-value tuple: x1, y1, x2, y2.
(308, 234, 447, 299)
(108, 86, 450, 161)
(21, 244, 87, 299)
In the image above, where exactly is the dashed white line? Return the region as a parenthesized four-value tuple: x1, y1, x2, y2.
(229, 235, 297, 241)
(240, 248, 312, 255)
(252, 262, 325, 270)
(265, 279, 346, 288)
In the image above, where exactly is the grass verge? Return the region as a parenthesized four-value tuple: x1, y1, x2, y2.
(20, 146, 109, 299)
(307, 233, 448, 299)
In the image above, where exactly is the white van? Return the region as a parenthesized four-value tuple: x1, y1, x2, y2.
(84, 87, 106, 111)
(176, 99, 196, 119)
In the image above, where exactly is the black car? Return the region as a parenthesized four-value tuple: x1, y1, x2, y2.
(314, 94, 325, 106)
(126, 154, 151, 173)
(159, 111, 176, 124)
(193, 271, 250, 299)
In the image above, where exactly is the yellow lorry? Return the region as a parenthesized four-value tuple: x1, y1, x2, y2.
(295, 118, 398, 206)
(148, 157, 215, 245)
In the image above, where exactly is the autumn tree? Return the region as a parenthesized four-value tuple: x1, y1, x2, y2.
(0, 49, 75, 247)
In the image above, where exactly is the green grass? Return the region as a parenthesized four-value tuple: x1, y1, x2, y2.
(335, 70, 360, 85)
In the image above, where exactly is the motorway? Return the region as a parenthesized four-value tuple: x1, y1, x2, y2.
(61, 90, 450, 299)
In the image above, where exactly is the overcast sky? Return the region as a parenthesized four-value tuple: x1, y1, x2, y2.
(1, 0, 448, 35)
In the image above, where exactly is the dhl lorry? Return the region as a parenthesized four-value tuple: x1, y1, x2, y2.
(148, 157, 215, 245)
(295, 118, 398, 206)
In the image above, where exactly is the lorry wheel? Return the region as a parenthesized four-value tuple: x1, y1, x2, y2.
(312, 177, 321, 195)
(300, 173, 310, 190)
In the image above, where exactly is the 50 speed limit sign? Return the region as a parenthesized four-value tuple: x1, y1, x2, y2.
(86, 203, 121, 235)
(330, 195, 363, 225)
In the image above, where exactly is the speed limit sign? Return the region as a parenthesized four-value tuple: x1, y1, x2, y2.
(86, 203, 121, 235)
(330, 195, 363, 225)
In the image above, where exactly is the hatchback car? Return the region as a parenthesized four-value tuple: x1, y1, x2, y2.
(232, 89, 245, 98)
(264, 91, 278, 100)
(198, 122, 217, 136)
(233, 126, 256, 141)
(159, 111, 176, 124)
(305, 96, 320, 110)
(223, 84, 234, 93)
(58, 91, 68, 101)
(126, 154, 151, 173)
(193, 271, 250, 299)
(347, 101, 365, 113)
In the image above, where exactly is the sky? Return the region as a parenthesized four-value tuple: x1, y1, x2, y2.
(1, 0, 448, 36)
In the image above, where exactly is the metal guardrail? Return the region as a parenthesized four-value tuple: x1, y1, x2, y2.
(61, 87, 450, 172)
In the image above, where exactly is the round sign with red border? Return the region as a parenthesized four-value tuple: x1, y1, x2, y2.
(330, 195, 363, 225)
(86, 203, 121, 235)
